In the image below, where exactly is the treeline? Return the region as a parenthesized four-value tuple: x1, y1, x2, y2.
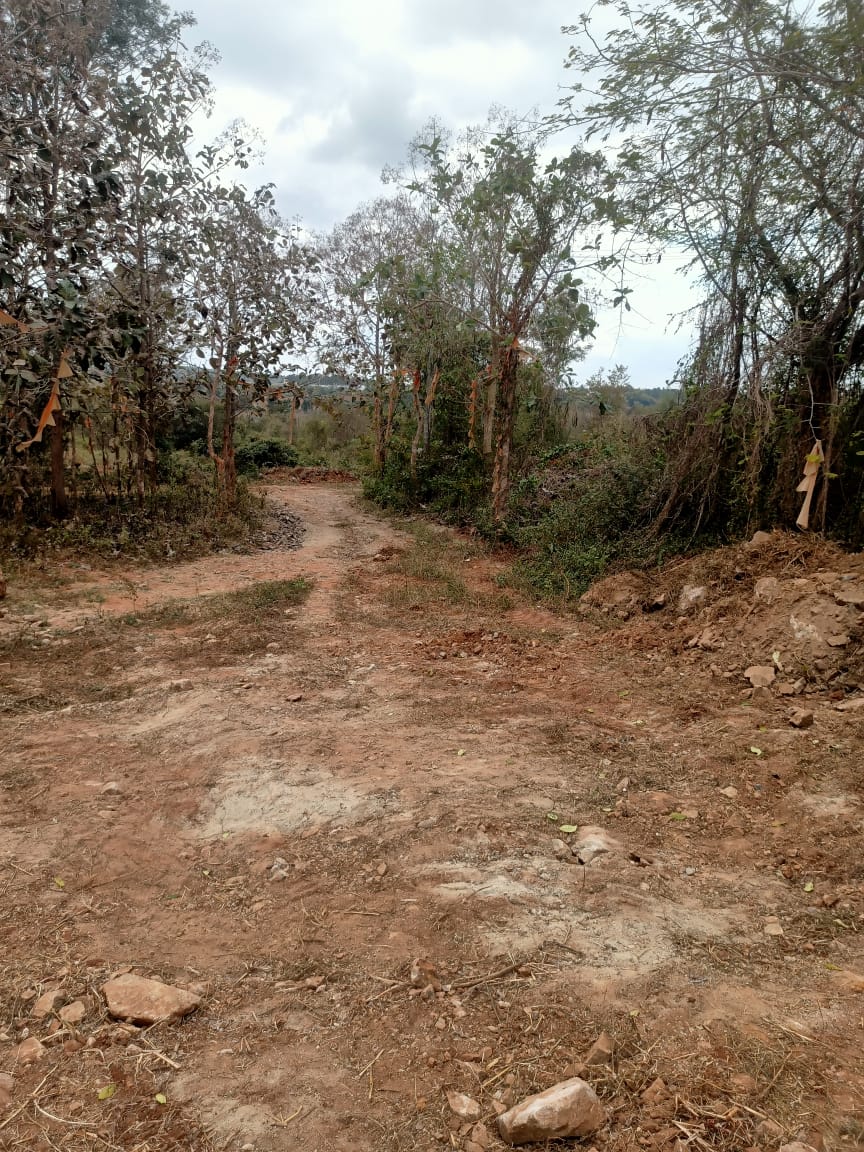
(3, 0, 864, 568)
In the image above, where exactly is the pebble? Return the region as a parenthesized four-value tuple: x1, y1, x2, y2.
(14, 1036, 46, 1065)
(59, 1000, 86, 1024)
(447, 1090, 481, 1120)
(31, 988, 63, 1018)
(582, 1032, 614, 1067)
(789, 708, 814, 729)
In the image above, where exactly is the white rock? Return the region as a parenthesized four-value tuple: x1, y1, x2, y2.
(678, 585, 707, 612)
(447, 1090, 481, 1120)
(497, 1077, 605, 1145)
(754, 576, 781, 603)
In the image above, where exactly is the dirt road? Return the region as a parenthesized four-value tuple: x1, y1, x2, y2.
(1, 482, 863, 1151)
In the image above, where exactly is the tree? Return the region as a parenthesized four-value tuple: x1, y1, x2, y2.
(317, 195, 430, 471)
(0, 0, 135, 516)
(188, 185, 317, 504)
(404, 112, 611, 519)
(0, 0, 198, 520)
(562, 0, 864, 534)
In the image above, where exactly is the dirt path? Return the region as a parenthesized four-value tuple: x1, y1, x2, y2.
(1, 482, 862, 1152)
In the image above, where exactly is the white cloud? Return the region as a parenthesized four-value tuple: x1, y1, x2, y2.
(187, 0, 693, 383)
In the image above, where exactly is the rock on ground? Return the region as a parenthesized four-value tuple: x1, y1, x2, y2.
(102, 973, 202, 1024)
(447, 1090, 481, 1120)
(497, 1077, 606, 1145)
(14, 1037, 46, 1065)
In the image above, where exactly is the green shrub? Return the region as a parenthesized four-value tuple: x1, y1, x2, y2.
(234, 438, 298, 475)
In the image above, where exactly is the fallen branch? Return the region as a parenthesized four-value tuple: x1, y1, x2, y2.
(453, 962, 525, 990)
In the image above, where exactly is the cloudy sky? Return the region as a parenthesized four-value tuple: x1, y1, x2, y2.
(188, 0, 694, 388)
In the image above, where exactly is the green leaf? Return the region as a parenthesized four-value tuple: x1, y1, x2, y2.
(804, 881, 814, 893)
(97, 1085, 116, 1101)
(669, 812, 687, 821)
(559, 824, 579, 834)
(155, 1093, 167, 1105)
(546, 812, 559, 822)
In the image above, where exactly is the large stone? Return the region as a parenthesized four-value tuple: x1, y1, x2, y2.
(102, 974, 201, 1024)
(833, 585, 864, 607)
(497, 1077, 605, 1145)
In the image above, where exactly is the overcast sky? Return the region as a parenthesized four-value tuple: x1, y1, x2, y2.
(188, 0, 694, 388)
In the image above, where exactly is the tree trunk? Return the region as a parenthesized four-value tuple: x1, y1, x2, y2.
(482, 372, 498, 458)
(410, 368, 422, 476)
(372, 382, 385, 471)
(221, 375, 237, 506)
(50, 409, 68, 518)
(491, 341, 519, 521)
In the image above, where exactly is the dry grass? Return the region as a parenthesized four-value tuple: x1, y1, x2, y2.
(0, 578, 313, 712)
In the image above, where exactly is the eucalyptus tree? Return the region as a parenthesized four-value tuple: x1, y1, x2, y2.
(562, 0, 864, 531)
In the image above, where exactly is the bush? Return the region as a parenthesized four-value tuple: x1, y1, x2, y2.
(504, 426, 700, 603)
(364, 442, 489, 522)
(0, 450, 265, 561)
(234, 438, 298, 475)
